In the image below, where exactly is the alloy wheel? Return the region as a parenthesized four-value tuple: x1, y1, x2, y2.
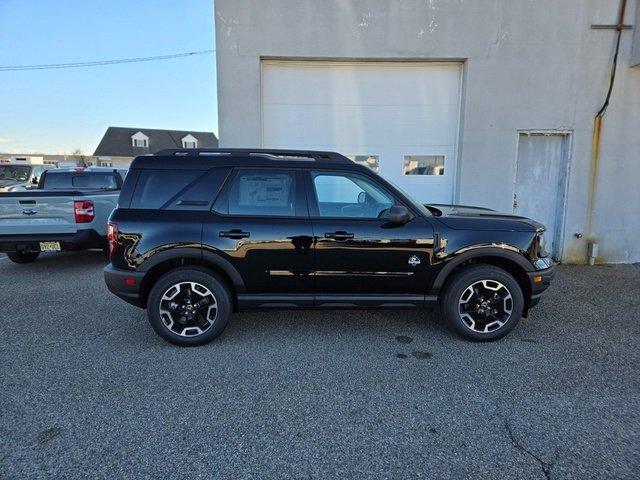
(158, 282, 218, 337)
(458, 279, 513, 333)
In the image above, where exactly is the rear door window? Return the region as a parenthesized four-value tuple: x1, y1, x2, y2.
(213, 169, 300, 217)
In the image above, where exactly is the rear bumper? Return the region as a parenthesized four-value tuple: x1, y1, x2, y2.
(527, 265, 556, 308)
(0, 229, 105, 253)
(104, 264, 145, 308)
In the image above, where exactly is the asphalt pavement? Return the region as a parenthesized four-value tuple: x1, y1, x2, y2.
(1, 252, 638, 479)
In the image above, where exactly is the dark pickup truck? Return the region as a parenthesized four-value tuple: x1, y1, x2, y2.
(104, 149, 554, 346)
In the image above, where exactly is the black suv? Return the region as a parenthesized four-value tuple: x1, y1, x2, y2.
(104, 149, 554, 346)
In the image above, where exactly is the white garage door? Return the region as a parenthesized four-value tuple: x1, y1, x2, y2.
(261, 61, 462, 203)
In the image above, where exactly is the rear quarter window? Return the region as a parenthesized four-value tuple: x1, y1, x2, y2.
(164, 168, 230, 211)
(130, 170, 204, 209)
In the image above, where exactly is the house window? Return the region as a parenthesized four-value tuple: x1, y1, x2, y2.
(131, 132, 149, 148)
(346, 155, 380, 173)
(181, 135, 198, 149)
(402, 155, 445, 175)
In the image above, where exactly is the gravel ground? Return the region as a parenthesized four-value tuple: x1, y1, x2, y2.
(1, 252, 639, 479)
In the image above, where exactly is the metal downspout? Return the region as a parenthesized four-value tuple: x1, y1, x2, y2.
(586, 0, 627, 265)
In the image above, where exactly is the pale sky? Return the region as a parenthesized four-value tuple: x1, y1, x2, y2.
(0, 0, 218, 155)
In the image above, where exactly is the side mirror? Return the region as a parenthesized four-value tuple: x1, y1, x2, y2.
(357, 191, 366, 204)
(387, 205, 411, 225)
(32, 177, 39, 184)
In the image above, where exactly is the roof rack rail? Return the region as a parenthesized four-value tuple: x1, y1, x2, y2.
(153, 148, 351, 163)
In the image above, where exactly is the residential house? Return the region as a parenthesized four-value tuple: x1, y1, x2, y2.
(93, 127, 219, 167)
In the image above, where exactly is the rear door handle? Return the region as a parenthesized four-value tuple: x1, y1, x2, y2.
(324, 231, 354, 241)
(219, 229, 250, 239)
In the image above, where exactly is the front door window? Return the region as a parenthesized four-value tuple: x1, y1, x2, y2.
(311, 171, 394, 219)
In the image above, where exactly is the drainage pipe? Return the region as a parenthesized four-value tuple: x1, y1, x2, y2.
(586, 0, 627, 265)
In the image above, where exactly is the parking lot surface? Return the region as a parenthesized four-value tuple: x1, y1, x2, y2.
(1, 252, 639, 479)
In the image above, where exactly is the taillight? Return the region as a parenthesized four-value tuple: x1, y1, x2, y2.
(74, 200, 94, 223)
(107, 222, 118, 259)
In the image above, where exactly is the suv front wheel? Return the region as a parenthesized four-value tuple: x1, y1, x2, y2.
(441, 265, 524, 341)
(147, 267, 232, 346)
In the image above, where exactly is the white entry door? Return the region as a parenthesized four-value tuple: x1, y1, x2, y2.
(261, 61, 462, 203)
(514, 133, 570, 259)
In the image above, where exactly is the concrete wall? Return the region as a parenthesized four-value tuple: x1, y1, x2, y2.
(632, 0, 640, 66)
(215, 0, 640, 264)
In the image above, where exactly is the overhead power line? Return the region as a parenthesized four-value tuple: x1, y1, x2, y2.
(0, 49, 215, 72)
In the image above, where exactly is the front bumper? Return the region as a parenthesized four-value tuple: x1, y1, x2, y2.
(527, 265, 556, 308)
(104, 264, 145, 308)
(0, 229, 105, 253)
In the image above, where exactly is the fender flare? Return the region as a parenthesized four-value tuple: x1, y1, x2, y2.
(137, 246, 246, 293)
(431, 246, 534, 294)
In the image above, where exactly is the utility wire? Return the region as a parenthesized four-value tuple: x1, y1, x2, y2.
(0, 49, 215, 72)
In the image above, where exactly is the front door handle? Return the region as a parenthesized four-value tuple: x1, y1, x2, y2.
(324, 231, 354, 241)
(219, 229, 250, 239)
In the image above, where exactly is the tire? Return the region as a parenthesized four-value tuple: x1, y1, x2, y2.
(146, 267, 232, 347)
(440, 264, 524, 341)
(6, 251, 40, 264)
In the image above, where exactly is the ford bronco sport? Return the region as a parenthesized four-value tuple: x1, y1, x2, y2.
(104, 149, 554, 346)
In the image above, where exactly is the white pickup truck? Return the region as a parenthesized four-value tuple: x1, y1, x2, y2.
(0, 167, 126, 264)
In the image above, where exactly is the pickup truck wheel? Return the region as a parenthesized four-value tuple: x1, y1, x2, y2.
(6, 251, 40, 264)
(441, 265, 523, 341)
(147, 267, 231, 347)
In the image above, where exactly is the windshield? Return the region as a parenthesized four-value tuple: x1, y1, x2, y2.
(0, 165, 31, 182)
(386, 179, 432, 217)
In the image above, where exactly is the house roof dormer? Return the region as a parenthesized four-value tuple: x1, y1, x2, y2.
(93, 127, 218, 157)
(181, 134, 198, 148)
(131, 131, 149, 148)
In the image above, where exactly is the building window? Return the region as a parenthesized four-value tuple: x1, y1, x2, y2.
(131, 132, 149, 148)
(346, 155, 379, 173)
(181, 134, 198, 149)
(402, 155, 445, 175)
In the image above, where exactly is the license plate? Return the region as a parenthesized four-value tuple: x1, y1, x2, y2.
(39, 241, 61, 252)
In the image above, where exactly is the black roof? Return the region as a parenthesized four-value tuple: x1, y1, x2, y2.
(130, 148, 359, 171)
(93, 127, 218, 157)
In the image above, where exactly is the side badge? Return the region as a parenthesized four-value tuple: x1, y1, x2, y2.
(408, 255, 421, 267)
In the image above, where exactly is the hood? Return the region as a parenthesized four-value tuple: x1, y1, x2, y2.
(0, 179, 22, 187)
(425, 204, 545, 232)
(0, 179, 26, 190)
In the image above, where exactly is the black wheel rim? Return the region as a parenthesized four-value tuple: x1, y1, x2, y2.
(458, 279, 513, 333)
(158, 282, 218, 337)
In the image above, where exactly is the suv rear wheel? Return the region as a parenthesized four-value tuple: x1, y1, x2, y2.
(7, 251, 40, 264)
(147, 267, 232, 346)
(441, 264, 524, 341)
